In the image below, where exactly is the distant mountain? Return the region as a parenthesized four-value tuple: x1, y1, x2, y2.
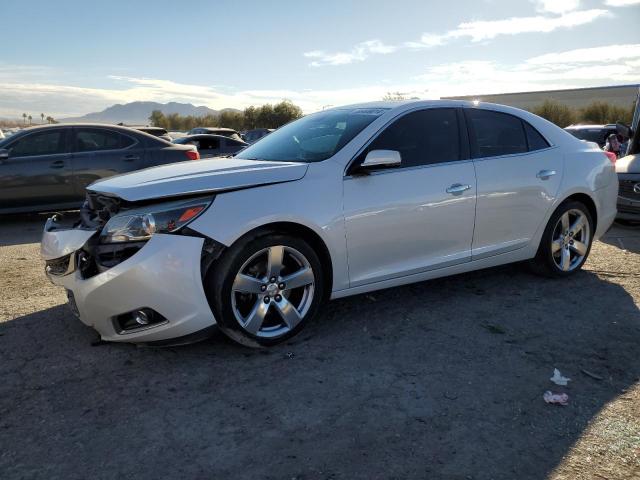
(62, 101, 239, 125)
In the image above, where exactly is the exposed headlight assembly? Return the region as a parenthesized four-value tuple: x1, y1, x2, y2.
(100, 197, 212, 244)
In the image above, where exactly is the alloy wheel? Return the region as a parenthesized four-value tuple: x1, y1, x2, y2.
(231, 245, 315, 338)
(551, 209, 590, 272)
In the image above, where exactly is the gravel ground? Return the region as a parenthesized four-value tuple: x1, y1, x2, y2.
(0, 214, 639, 480)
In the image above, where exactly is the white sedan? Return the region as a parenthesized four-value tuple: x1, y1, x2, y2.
(41, 100, 618, 347)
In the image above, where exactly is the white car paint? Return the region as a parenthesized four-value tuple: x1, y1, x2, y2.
(41, 100, 618, 344)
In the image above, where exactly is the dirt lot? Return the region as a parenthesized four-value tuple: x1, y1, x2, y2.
(0, 214, 639, 480)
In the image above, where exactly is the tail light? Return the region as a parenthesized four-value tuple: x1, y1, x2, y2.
(186, 150, 200, 160)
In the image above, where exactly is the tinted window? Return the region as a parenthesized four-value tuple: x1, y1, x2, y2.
(236, 108, 386, 162)
(199, 137, 220, 149)
(467, 109, 527, 158)
(76, 129, 134, 152)
(364, 108, 460, 168)
(524, 122, 550, 151)
(226, 139, 245, 147)
(10, 130, 66, 157)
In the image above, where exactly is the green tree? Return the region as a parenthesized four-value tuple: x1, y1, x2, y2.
(27, 115, 32, 126)
(148, 110, 168, 129)
(40, 113, 45, 124)
(22, 113, 27, 125)
(243, 106, 257, 130)
(531, 100, 576, 128)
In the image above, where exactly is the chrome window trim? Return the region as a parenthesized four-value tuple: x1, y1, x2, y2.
(470, 145, 560, 163)
(344, 158, 476, 180)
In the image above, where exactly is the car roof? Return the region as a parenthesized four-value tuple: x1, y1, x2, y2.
(183, 134, 246, 142)
(565, 124, 616, 129)
(196, 127, 238, 132)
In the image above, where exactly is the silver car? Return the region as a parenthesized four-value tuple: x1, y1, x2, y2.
(41, 100, 618, 347)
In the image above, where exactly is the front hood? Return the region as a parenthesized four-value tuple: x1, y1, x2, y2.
(88, 157, 308, 202)
(616, 154, 640, 174)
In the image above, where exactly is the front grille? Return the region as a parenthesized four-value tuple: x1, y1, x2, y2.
(619, 179, 640, 201)
(45, 254, 72, 276)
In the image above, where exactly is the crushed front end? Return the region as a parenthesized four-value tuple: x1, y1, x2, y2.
(41, 193, 220, 343)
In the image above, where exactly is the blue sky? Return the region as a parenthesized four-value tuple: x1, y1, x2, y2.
(1, 0, 639, 118)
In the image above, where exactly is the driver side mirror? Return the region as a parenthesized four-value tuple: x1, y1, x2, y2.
(0, 148, 8, 164)
(361, 149, 402, 168)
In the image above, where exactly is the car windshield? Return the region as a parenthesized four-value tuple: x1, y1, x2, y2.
(235, 108, 388, 162)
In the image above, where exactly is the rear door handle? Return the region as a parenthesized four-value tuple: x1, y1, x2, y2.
(536, 169, 556, 180)
(123, 154, 140, 162)
(446, 183, 471, 195)
(49, 160, 65, 169)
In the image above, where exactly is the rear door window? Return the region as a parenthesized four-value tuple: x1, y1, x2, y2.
(10, 130, 67, 157)
(466, 109, 527, 158)
(524, 122, 550, 151)
(76, 129, 135, 152)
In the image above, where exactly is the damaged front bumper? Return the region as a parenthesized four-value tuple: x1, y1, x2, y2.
(41, 217, 217, 343)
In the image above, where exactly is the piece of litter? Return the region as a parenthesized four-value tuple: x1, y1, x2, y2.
(481, 323, 506, 334)
(581, 368, 603, 381)
(550, 368, 571, 386)
(543, 391, 569, 406)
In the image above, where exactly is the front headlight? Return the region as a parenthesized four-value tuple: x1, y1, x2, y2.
(100, 197, 212, 243)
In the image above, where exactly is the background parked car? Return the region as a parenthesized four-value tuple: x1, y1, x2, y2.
(129, 126, 173, 142)
(615, 88, 640, 224)
(564, 124, 618, 148)
(187, 127, 243, 141)
(242, 128, 274, 144)
(0, 124, 199, 214)
(172, 134, 247, 158)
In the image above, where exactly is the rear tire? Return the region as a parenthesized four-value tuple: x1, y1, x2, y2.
(528, 200, 594, 277)
(204, 233, 325, 347)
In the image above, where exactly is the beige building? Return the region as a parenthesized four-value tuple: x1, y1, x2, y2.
(446, 84, 639, 110)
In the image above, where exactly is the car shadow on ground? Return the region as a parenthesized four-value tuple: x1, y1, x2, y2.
(1, 264, 638, 479)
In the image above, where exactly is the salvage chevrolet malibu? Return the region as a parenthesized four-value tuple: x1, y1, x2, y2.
(41, 100, 618, 347)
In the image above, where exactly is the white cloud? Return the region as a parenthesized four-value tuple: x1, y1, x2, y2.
(304, 9, 609, 65)
(304, 40, 396, 67)
(527, 43, 640, 64)
(447, 9, 607, 42)
(534, 0, 580, 14)
(604, 0, 640, 6)
(413, 43, 640, 97)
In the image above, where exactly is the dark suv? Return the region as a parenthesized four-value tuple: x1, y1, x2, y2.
(0, 124, 199, 214)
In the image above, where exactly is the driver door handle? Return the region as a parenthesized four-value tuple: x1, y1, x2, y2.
(536, 169, 556, 180)
(123, 154, 139, 162)
(446, 183, 471, 195)
(49, 160, 65, 169)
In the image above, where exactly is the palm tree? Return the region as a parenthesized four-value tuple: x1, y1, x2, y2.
(41, 113, 44, 124)
(22, 113, 27, 125)
(28, 115, 32, 126)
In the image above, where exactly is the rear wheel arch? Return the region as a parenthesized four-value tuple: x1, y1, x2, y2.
(562, 193, 597, 232)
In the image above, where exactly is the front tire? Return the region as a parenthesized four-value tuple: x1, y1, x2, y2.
(529, 200, 594, 277)
(205, 233, 325, 347)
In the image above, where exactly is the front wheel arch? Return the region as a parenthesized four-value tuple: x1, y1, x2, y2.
(221, 222, 334, 302)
